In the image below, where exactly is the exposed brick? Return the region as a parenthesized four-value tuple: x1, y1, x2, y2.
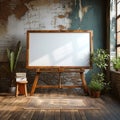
(0, 62, 82, 93)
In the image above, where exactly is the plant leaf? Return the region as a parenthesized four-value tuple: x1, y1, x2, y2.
(10, 52, 15, 72)
(14, 46, 22, 70)
(7, 48, 10, 60)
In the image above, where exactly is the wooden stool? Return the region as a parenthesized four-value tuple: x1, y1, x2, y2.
(16, 81, 28, 97)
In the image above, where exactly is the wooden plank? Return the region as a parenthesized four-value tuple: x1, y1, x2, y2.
(36, 85, 59, 88)
(30, 110, 39, 120)
(35, 110, 45, 120)
(0, 110, 12, 120)
(0, 96, 17, 119)
(64, 110, 72, 120)
(93, 99, 112, 120)
(0, 96, 4, 102)
(0, 96, 15, 110)
(100, 96, 120, 119)
(60, 110, 66, 120)
(61, 110, 82, 120)
(42, 110, 54, 120)
(54, 110, 60, 120)
(31, 110, 45, 120)
(95, 98, 119, 120)
(79, 111, 87, 120)
(7, 110, 23, 120)
(36, 85, 82, 89)
(85, 110, 105, 120)
(18, 110, 34, 120)
(73, 110, 82, 120)
(70, 110, 78, 120)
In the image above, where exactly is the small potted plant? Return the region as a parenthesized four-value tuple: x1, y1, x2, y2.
(7, 41, 22, 93)
(111, 57, 120, 71)
(88, 73, 104, 97)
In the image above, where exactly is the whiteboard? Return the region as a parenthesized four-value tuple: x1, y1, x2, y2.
(26, 30, 93, 69)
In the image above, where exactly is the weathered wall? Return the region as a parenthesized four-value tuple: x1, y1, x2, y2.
(110, 71, 120, 99)
(0, 0, 106, 92)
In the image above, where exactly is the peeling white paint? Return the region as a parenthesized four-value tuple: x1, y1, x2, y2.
(23, 0, 71, 31)
(0, 0, 72, 61)
(78, 0, 90, 22)
(1, 1, 72, 42)
(65, 4, 72, 14)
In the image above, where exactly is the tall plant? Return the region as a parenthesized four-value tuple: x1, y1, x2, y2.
(7, 41, 22, 86)
(88, 49, 110, 96)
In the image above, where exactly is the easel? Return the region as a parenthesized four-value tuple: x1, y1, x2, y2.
(30, 68, 88, 96)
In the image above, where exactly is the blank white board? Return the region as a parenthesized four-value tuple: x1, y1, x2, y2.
(26, 30, 93, 69)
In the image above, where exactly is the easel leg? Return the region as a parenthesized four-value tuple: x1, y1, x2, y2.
(30, 73, 40, 96)
(80, 72, 88, 93)
(59, 72, 61, 88)
(16, 83, 19, 97)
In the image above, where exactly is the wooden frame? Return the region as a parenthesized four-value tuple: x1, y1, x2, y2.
(26, 30, 93, 69)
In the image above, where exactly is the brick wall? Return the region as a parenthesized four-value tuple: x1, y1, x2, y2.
(110, 70, 120, 99)
(0, 62, 82, 93)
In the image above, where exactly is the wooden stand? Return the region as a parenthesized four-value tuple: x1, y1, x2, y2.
(30, 68, 88, 96)
(16, 81, 28, 97)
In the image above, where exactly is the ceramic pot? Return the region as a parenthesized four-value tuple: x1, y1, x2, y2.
(9, 86, 16, 95)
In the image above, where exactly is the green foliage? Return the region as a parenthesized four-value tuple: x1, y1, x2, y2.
(7, 41, 22, 73)
(92, 49, 109, 70)
(111, 57, 120, 71)
(89, 49, 110, 92)
(88, 73, 104, 91)
(88, 79, 104, 91)
(91, 73, 104, 82)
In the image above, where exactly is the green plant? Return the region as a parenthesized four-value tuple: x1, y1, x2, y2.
(88, 73, 104, 91)
(7, 41, 22, 86)
(88, 80, 104, 91)
(111, 57, 120, 71)
(92, 49, 109, 70)
(88, 49, 110, 95)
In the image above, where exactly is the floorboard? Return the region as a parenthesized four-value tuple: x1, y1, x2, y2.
(0, 92, 119, 120)
(54, 110, 60, 120)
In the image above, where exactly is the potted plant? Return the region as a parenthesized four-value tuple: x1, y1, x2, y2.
(88, 73, 104, 97)
(88, 49, 110, 97)
(111, 57, 120, 71)
(7, 41, 22, 92)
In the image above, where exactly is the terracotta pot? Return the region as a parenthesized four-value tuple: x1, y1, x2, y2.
(93, 91, 101, 98)
(89, 89, 101, 98)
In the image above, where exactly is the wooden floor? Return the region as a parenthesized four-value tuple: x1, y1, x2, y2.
(0, 90, 120, 120)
